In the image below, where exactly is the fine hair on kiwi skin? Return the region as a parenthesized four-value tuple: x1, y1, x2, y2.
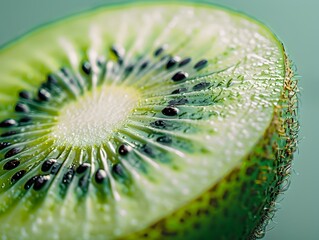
(0, 1, 299, 240)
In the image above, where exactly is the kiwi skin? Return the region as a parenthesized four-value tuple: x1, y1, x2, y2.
(122, 54, 299, 240)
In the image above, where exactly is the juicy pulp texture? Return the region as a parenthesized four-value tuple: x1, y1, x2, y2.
(0, 2, 297, 240)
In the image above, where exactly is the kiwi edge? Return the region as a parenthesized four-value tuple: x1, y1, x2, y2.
(123, 52, 299, 240)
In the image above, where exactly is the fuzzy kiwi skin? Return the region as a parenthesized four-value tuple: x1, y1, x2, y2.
(123, 54, 299, 240)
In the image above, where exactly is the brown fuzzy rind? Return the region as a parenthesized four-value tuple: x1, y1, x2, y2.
(249, 51, 299, 239)
(124, 51, 299, 240)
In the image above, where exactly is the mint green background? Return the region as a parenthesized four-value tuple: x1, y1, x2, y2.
(0, 0, 317, 239)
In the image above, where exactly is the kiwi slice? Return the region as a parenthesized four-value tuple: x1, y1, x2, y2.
(0, 2, 298, 240)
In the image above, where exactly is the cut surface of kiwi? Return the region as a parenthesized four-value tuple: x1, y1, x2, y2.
(0, 2, 298, 240)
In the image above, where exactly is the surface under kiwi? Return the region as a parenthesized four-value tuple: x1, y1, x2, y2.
(0, 2, 298, 240)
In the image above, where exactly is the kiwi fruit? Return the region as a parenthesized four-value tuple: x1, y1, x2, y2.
(0, 2, 298, 240)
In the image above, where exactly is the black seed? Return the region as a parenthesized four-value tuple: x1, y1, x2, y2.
(95, 169, 107, 183)
(19, 90, 32, 99)
(19, 117, 32, 124)
(166, 57, 180, 69)
(125, 64, 134, 74)
(168, 98, 189, 106)
(82, 61, 92, 75)
(194, 59, 208, 70)
(62, 168, 75, 185)
(24, 176, 38, 190)
(171, 87, 187, 95)
(112, 164, 125, 178)
(0, 119, 17, 128)
(156, 136, 172, 144)
(76, 163, 91, 174)
(193, 82, 211, 91)
(60, 67, 70, 76)
(5, 147, 22, 158)
(154, 46, 165, 57)
(153, 120, 165, 127)
(33, 175, 50, 191)
(3, 159, 20, 170)
(111, 45, 125, 59)
(68, 78, 77, 86)
(47, 74, 58, 85)
(179, 57, 192, 67)
(41, 159, 57, 172)
(171, 71, 188, 82)
(40, 82, 50, 91)
(11, 170, 26, 183)
(140, 61, 149, 70)
(38, 88, 51, 101)
(118, 58, 124, 65)
(50, 162, 62, 175)
(1, 131, 16, 137)
(118, 144, 132, 156)
(15, 103, 30, 113)
(150, 120, 171, 129)
(141, 145, 155, 157)
(162, 106, 179, 116)
(0, 142, 11, 150)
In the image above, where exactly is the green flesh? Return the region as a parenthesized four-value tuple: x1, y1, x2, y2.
(0, 2, 292, 240)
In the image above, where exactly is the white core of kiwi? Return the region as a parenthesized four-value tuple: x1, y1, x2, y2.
(51, 85, 140, 147)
